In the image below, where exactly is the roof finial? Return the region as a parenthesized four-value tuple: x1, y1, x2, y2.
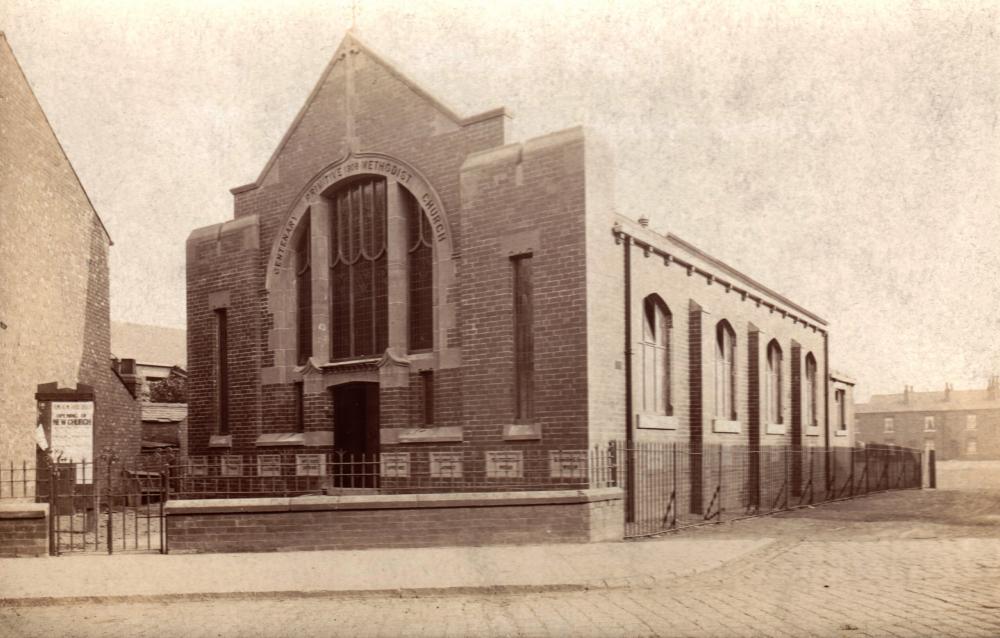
(351, 0, 359, 32)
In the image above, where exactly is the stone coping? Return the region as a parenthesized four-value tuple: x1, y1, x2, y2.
(0, 503, 48, 519)
(165, 487, 623, 516)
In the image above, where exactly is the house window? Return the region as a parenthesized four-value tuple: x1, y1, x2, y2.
(215, 309, 229, 435)
(641, 295, 672, 415)
(512, 255, 534, 422)
(295, 212, 312, 365)
(967, 414, 977, 430)
(967, 440, 978, 455)
(330, 177, 389, 359)
(804, 353, 817, 427)
(924, 416, 936, 432)
(408, 197, 434, 351)
(835, 389, 847, 431)
(715, 321, 736, 420)
(884, 417, 894, 433)
(765, 340, 783, 424)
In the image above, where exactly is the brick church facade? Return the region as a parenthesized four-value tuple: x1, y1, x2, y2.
(186, 33, 853, 485)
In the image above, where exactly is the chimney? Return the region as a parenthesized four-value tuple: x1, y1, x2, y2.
(637, 214, 650, 228)
(117, 358, 140, 397)
(903, 385, 910, 405)
(989, 376, 999, 401)
(944, 383, 952, 401)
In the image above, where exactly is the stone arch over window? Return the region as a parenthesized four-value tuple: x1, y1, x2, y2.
(264, 153, 456, 380)
(765, 339, 783, 425)
(641, 294, 672, 416)
(715, 320, 736, 420)
(804, 352, 817, 427)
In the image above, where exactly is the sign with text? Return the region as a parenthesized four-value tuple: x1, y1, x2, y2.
(50, 401, 94, 483)
(549, 451, 587, 479)
(221, 455, 243, 477)
(295, 454, 326, 477)
(380, 453, 411, 478)
(429, 452, 463, 478)
(257, 455, 282, 477)
(485, 451, 524, 478)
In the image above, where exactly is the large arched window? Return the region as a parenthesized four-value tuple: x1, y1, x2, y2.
(715, 321, 736, 420)
(295, 211, 312, 365)
(641, 295, 672, 415)
(765, 340, 782, 424)
(326, 177, 434, 360)
(330, 178, 389, 359)
(804, 353, 818, 427)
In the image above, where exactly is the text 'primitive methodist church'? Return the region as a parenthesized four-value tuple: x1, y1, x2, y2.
(185, 33, 856, 493)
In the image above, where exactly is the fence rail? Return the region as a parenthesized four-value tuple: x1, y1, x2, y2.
(1, 442, 924, 552)
(619, 442, 923, 537)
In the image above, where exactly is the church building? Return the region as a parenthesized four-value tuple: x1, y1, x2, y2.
(185, 33, 852, 494)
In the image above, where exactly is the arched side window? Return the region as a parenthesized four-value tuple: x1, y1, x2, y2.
(765, 340, 783, 424)
(295, 211, 312, 365)
(804, 353, 817, 427)
(330, 178, 388, 359)
(715, 321, 736, 420)
(641, 295, 672, 415)
(407, 196, 433, 351)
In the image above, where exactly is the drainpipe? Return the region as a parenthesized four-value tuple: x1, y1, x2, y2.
(622, 233, 635, 522)
(823, 330, 831, 490)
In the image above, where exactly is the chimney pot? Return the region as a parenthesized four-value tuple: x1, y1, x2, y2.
(637, 214, 650, 228)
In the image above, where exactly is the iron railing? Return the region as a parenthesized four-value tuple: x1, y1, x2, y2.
(1, 442, 924, 552)
(618, 442, 923, 538)
(166, 447, 617, 498)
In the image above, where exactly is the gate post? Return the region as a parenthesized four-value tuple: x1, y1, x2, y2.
(928, 449, 936, 489)
(47, 457, 57, 556)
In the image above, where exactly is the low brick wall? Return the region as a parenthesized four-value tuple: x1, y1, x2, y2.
(165, 488, 623, 553)
(0, 503, 48, 557)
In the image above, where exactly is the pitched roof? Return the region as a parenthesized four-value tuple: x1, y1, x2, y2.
(111, 322, 187, 368)
(231, 31, 508, 194)
(0, 32, 112, 245)
(856, 388, 1000, 414)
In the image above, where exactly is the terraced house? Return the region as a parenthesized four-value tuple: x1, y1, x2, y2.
(184, 33, 857, 530)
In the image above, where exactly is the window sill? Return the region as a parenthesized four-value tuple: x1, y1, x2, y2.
(398, 426, 464, 444)
(502, 423, 542, 441)
(712, 419, 741, 434)
(256, 433, 304, 446)
(637, 414, 677, 430)
(209, 435, 232, 448)
(764, 423, 786, 436)
(834, 430, 849, 437)
(805, 426, 822, 437)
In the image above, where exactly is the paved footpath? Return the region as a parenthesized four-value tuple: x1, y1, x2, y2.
(3, 470, 1000, 637)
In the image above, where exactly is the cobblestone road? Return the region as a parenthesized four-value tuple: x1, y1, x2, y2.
(3, 464, 999, 637)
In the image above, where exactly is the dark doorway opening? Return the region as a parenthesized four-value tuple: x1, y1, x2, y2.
(331, 382, 380, 488)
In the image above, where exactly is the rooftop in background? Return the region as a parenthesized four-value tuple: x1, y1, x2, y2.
(111, 322, 186, 368)
(857, 377, 1000, 414)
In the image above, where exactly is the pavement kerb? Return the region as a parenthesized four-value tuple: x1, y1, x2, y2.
(0, 538, 778, 606)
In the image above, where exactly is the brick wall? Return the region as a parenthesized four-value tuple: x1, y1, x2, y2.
(165, 489, 623, 553)
(0, 505, 48, 557)
(0, 34, 138, 469)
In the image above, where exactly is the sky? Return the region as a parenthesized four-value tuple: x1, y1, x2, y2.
(2, 0, 997, 401)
